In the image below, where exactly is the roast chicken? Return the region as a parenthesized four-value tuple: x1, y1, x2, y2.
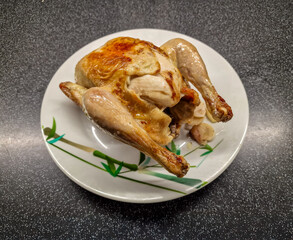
(60, 37, 233, 177)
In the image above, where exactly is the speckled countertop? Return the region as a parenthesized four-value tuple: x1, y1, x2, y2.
(1, 0, 292, 239)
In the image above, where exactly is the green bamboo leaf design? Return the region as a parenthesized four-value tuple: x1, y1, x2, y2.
(93, 149, 107, 159)
(184, 140, 224, 159)
(46, 117, 56, 140)
(49, 143, 185, 195)
(200, 150, 213, 157)
(118, 175, 186, 195)
(213, 139, 223, 150)
(165, 145, 171, 151)
(113, 162, 124, 177)
(44, 127, 95, 152)
(141, 157, 151, 167)
(43, 119, 221, 193)
(139, 156, 152, 169)
(197, 155, 208, 168)
(93, 150, 137, 171)
(107, 158, 116, 174)
(140, 169, 202, 186)
(171, 140, 177, 153)
(166, 141, 180, 155)
(196, 181, 208, 189)
(102, 161, 124, 177)
(47, 134, 65, 144)
(200, 144, 213, 151)
(101, 162, 115, 176)
(139, 152, 146, 165)
(184, 146, 201, 157)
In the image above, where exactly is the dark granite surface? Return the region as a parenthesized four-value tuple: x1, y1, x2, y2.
(1, 0, 292, 239)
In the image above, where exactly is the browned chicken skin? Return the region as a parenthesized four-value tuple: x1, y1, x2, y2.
(59, 37, 232, 177)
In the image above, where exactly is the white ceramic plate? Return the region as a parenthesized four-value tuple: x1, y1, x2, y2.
(41, 29, 249, 203)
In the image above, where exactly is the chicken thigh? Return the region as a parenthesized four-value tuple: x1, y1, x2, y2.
(59, 37, 232, 177)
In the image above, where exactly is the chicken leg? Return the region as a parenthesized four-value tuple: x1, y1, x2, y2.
(161, 38, 233, 122)
(60, 82, 189, 177)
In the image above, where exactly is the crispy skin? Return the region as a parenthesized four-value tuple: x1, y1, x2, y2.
(76, 38, 160, 87)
